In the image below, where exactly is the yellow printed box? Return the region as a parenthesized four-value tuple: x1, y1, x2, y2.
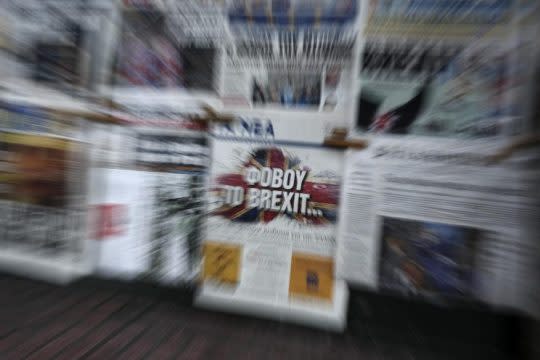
(289, 253, 334, 301)
(202, 242, 242, 284)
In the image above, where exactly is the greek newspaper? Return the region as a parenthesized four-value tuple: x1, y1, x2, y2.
(337, 137, 539, 316)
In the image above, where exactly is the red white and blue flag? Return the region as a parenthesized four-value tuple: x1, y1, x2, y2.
(212, 147, 339, 225)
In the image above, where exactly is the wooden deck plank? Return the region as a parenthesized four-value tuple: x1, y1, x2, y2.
(0, 274, 513, 360)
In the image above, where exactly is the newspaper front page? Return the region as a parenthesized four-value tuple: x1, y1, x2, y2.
(337, 137, 539, 316)
(221, 0, 359, 112)
(89, 103, 207, 285)
(352, 0, 537, 138)
(0, 100, 87, 265)
(201, 115, 343, 307)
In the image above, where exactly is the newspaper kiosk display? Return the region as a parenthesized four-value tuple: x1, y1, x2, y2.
(196, 115, 349, 330)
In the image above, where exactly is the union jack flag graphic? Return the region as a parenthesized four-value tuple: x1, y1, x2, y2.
(212, 147, 339, 225)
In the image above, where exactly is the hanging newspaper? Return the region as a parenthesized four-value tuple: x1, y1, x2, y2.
(337, 137, 540, 317)
(112, 0, 222, 91)
(89, 103, 208, 285)
(220, 0, 359, 111)
(1, 0, 110, 90)
(197, 115, 348, 329)
(107, 1, 360, 112)
(352, 0, 533, 138)
(0, 100, 86, 269)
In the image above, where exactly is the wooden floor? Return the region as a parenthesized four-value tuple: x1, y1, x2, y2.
(0, 273, 516, 359)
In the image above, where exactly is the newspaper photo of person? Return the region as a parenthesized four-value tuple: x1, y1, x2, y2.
(251, 73, 322, 108)
(378, 217, 477, 300)
(145, 173, 204, 284)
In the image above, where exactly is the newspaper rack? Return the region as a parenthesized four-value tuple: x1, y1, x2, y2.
(0, 88, 105, 284)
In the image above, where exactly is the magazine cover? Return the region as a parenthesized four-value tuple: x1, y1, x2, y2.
(204, 126, 343, 302)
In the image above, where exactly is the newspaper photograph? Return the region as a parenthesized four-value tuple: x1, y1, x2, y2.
(252, 72, 322, 109)
(378, 217, 477, 300)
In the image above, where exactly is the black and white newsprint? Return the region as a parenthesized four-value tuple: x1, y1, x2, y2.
(337, 137, 540, 317)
